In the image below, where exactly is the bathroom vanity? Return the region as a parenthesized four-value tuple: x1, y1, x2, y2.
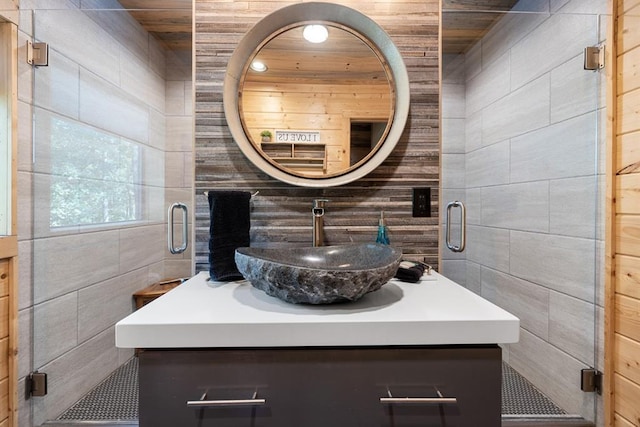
(116, 271, 519, 427)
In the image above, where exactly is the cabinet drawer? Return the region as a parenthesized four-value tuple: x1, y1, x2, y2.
(139, 346, 501, 427)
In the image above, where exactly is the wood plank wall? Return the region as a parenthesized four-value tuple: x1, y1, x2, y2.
(0, 260, 10, 426)
(606, 0, 640, 425)
(194, 0, 440, 271)
(242, 81, 391, 174)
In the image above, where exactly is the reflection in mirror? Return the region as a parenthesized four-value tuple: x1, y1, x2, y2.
(224, 2, 410, 187)
(240, 24, 394, 178)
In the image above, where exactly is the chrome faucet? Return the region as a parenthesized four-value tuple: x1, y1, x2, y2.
(312, 199, 329, 247)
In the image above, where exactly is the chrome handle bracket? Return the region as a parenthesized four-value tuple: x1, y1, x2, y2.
(445, 200, 466, 253)
(168, 202, 188, 254)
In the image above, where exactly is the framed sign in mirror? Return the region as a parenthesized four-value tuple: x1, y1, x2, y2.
(224, 2, 410, 187)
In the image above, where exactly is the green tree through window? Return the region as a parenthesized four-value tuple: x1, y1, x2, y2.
(50, 117, 141, 228)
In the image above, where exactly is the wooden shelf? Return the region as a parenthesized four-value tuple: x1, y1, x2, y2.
(261, 142, 326, 172)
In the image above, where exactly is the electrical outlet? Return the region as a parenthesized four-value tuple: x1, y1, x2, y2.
(412, 188, 431, 217)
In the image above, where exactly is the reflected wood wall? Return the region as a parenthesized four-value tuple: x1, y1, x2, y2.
(243, 81, 392, 174)
(194, 0, 440, 272)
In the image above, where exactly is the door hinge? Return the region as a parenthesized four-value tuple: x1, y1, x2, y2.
(27, 41, 49, 67)
(584, 45, 604, 70)
(26, 371, 48, 398)
(580, 368, 602, 395)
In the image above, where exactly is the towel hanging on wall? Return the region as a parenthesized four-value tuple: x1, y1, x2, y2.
(207, 190, 251, 281)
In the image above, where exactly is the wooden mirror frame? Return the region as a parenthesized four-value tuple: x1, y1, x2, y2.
(223, 2, 410, 188)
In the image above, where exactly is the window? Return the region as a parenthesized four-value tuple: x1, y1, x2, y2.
(49, 117, 142, 228)
(0, 24, 12, 236)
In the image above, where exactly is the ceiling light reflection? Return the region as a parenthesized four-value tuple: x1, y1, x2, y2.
(303, 25, 329, 43)
(250, 60, 267, 72)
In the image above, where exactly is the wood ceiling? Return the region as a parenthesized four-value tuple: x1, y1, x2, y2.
(117, 0, 519, 55)
(442, 0, 520, 54)
(118, 0, 192, 51)
(248, 26, 390, 85)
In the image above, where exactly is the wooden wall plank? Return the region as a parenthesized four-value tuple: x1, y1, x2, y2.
(0, 298, 6, 339)
(613, 413, 636, 427)
(617, 131, 640, 174)
(0, 339, 6, 381)
(605, 2, 618, 425)
(194, 0, 440, 271)
(0, 261, 7, 298)
(616, 174, 640, 214)
(616, 215, 640, 257)
(617, 13, 640, 55)
(618, 45, 640, 95)
(0, 239, 15, 261)
(618, 88, 640, 135)
(0, 378, 6, 422)
(614, 373, 640, 426)
(617, 254, 640, 299)
(619, 0, 640, 14)
(615, 294, 640, 342)
(615, 333, 640, 385)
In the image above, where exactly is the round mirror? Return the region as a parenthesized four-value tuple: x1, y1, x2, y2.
(241, 24, 394, 179)
(224, 2, 410, 187)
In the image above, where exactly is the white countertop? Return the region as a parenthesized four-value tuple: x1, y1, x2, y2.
(115, 271, 519, 348)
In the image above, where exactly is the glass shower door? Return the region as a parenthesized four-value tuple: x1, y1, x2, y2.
(441, 1, 607, 424)
(26, 3, 193, 425)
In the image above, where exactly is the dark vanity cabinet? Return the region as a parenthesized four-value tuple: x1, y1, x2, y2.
(139, 345, 502, 427)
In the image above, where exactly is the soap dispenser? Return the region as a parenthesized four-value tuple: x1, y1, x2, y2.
(376, 211, 390, 245)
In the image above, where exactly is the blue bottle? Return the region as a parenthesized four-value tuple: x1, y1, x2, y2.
(376, 211, 390, 245)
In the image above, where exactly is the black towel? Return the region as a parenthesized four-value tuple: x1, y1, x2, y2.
(394, 261, 426, 283)
(208, 190, 251, 281)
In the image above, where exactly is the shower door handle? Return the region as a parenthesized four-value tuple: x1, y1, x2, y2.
(445, 201, 466, 253)
(168, 202, 188, 254)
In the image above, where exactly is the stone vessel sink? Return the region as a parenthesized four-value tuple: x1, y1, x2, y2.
(235, 243, 402, 304)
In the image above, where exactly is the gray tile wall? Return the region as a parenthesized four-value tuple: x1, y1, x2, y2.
(16, 3, 193, 426)
(163, 50, 194, 278)
(441, 0, 606, 422)
(441, 54, 467, 284)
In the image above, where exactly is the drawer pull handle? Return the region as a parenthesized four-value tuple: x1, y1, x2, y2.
(380, 397, 458, 404)
(380, 388, 457, 405)
(187, 391, 266, 408)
